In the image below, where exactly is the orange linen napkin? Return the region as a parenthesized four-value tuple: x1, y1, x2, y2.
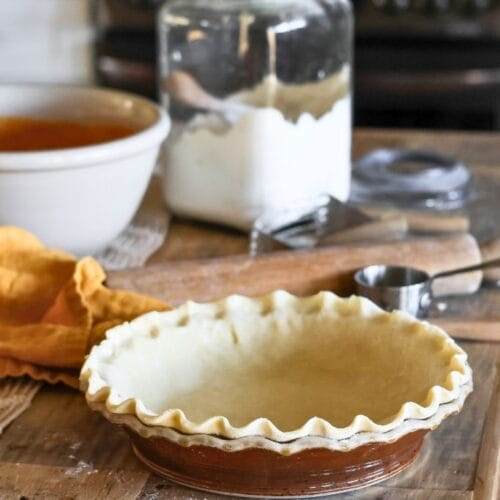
(0, 227, 169, 388)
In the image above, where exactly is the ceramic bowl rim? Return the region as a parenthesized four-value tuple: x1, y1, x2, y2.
(0, 84, 170, 172)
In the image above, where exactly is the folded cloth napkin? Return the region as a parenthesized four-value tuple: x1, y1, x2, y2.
(0, 227, 169, 388)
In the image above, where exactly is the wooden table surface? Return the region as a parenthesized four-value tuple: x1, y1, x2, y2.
(1, 128, 499, 500)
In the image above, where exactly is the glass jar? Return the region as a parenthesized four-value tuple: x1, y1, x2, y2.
(158, 0, 353, 229)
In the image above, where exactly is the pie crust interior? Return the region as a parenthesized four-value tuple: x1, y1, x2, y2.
(81, 291, 472, 443)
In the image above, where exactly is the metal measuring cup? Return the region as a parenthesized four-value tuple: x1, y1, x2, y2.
(354, 258, 500, 317)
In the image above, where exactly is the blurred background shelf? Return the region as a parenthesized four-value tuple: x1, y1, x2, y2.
(92, 0, 500, 130)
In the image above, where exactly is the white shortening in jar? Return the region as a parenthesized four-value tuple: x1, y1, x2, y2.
(163, 65, 351, 230)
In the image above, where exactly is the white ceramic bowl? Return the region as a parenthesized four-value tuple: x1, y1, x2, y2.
(0, 85, 170, 255)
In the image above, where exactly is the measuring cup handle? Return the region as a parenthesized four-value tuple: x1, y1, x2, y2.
(430, 257, 500, 283)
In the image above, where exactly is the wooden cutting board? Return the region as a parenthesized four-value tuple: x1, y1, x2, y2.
(108, 233, 486, 304)
(109, 232, 500, 343)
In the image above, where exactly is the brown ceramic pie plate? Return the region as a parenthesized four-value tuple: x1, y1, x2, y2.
(81, 292, 473, 497)
(129, 429, 426, 497)
(89, 392, 469, 498)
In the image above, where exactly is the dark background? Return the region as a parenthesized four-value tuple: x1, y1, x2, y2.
(93, 0, 500, 130)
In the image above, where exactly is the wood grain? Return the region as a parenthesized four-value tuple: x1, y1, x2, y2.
(109, 234, 483, 305)
(473, 367, 500, 500)
(362, 207, 470, 234)
(433, 320, 500, 343)
(0, 462, 149, 500)
(319, 213, 408, 245)
(479, 238, 500, 282)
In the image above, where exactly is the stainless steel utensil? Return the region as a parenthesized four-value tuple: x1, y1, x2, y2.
(354, 258, 500, 317)
(250, 194, 407, 256)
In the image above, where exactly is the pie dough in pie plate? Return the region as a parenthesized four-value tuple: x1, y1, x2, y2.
(81, 291, 472, 497)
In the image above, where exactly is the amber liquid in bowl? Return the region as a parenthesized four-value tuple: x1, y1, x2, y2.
(0, 116, 137, 152)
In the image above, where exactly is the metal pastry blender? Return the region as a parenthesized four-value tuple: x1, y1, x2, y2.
(250, 194, 408, 256)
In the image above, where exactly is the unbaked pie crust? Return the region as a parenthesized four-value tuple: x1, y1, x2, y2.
(80, 291, 472, 451)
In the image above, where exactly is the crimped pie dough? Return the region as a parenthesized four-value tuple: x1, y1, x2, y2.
(81, 291, 472, 443)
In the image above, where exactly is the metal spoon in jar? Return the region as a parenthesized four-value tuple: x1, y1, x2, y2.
(354, 258, 500, 318)
(162, 71, 252, 125)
